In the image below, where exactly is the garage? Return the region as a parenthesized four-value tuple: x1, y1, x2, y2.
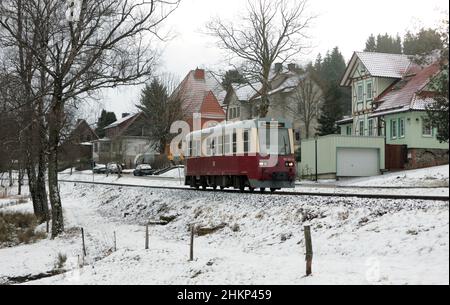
(337, 148, 380, 177)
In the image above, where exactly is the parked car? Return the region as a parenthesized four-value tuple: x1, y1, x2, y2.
(93, 164, 107, 174)
(133, 164, 155, 176)
(106, 163, 122, 174)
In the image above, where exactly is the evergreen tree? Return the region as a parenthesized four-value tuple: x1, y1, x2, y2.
(137, 78, 184, 154)
(426, 22, 449, 143)
(95, 110, 117, 138)
(364, 34, 377, 52)
(222, 69, 246, 91)
(315, 47, 352, 135)
(403, 28, 443, 55)
(375, 33, 402, 54)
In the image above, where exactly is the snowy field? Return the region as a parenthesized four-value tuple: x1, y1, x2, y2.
(0, 181, 448, 285)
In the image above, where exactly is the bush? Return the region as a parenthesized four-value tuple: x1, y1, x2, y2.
(0, 212, 46, 247)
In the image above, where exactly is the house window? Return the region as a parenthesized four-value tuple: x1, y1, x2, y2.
(367, 82, 373, 100)
(359, 120, 365, 136)
(399, 118, 405, 138)
(357, 83, 364, 103)
(94, 143, 99, 153)
(346, 126, 352, 136)
(236, 107, 241, 118)
(368, 119, 374, 136)
(391, 120, 397, 139)
(422, 119, 433, 137)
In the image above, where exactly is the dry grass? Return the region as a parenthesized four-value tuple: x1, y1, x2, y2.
(0, 211, 47, 247)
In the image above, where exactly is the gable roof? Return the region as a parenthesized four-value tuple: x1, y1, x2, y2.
(370, 62, 441, 116)
(104, 113, 138, 130)
(341, 52, 412, 86)
(174, 69, 227, 116)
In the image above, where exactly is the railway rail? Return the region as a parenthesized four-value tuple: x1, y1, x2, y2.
(56, 179, 449, 202)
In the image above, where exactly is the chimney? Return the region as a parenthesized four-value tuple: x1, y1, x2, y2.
(274, 63, 283, 73)
(122, 113, 130, 118)
(194, 68, 205, 80)
(288, 63, 297, 72)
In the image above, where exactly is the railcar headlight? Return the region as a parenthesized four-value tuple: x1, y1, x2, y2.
(259, 161, 269, 167)
(285, 161, 295, 168)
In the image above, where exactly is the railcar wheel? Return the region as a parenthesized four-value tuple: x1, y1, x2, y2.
(270, 188, 277, 193)
(239, 177, 245, 193)
(249, 187, 255, 193)
(260, 188, 266, 193)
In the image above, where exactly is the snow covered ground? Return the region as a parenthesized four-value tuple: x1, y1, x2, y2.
(1, 182, 448, 285)
(337, 165, 449, 188)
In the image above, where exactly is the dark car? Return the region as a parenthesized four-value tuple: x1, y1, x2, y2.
(133, 164, 155, 176)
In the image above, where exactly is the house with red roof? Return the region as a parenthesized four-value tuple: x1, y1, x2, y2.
(338, 51, 448, 170)
(173, 68, 226, 130)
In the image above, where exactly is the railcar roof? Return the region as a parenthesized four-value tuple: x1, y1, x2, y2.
(187, 118, 293, 138)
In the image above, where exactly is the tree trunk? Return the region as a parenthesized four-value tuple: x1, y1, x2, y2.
(18, 168, 24, 196)
(48, 98, 64, 238)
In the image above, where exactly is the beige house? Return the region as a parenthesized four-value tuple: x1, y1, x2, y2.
(223, 64, 324, 151)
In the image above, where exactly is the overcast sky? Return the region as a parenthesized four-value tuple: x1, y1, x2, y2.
(88, 0, 449, 123)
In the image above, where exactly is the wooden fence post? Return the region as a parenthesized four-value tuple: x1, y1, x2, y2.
(145, 225, 149, 250)
(81, 228, 87, 257)
(189, 225, 195, 261)
(304, 226, 313, 276)
(113, 231, 117, 252)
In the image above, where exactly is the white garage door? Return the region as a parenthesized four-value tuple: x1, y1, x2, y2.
(337, 148, 379, 177)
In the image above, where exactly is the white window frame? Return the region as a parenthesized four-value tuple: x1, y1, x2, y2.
(368, 119, 374, 136)
(359, 120, 365, 136)
(366, 82, 373, 100)
(391, 120, 397, 139)
(422, 119, 433, 137)
(357, 83, 364, 103)
(399, 118, 405, 138)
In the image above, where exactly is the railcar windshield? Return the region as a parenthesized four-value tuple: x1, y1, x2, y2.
(259, 127, 292, 156)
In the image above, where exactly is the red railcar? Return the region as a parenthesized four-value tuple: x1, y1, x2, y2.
(185, 118, 296, 192)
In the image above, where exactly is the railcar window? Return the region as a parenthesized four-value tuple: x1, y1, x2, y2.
(217, 136, 223, 156)
(243, 130, 250, 153)
(259, 128, 292, 156)
(188, 139, 193, 157)
(224, 134, 231, 155)
(232, 133, 237, 154)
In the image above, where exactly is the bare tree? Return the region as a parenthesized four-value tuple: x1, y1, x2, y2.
(0, 0, 180, 237)
(207, 0, 314, 117)
(287, 74, 323, 139)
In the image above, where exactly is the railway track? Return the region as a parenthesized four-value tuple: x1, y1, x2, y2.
(57, 179, 450, 202)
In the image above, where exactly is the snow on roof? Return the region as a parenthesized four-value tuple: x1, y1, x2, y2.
(233, 83, 261, 101)
(341, 52, 413, 87)
(104, 113, 137, 130)
(373, 62, 441, 114)
(356, 52, 412, 79)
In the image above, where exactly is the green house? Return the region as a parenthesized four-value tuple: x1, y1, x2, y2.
(338, 52, 449, 170)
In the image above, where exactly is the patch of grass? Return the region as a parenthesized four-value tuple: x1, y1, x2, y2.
(54, 253, 67, 271)
(0, 212, 47, 247)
